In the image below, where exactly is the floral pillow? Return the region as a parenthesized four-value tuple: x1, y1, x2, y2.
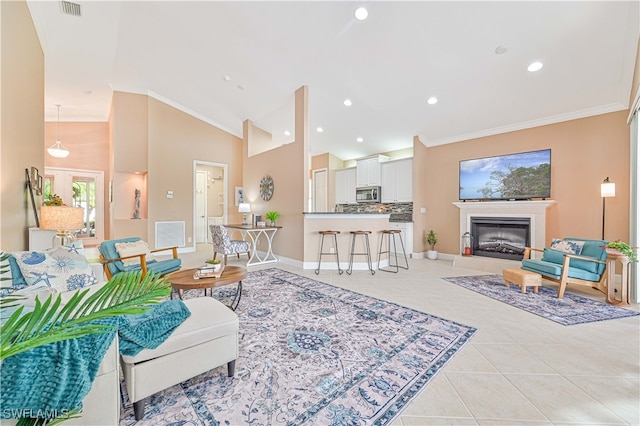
(550, 238, 584, 255)
(13, 245, 98, 293)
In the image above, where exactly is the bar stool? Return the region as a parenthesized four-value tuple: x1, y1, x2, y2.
(377, 229, 409, 273)
(315, 230, 343, 275)
(346, 231, 375, 275)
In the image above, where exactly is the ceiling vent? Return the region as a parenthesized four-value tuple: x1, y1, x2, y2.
(59, 1, 81, 17)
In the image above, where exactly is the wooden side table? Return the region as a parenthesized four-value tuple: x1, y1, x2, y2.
(606, 254, 631, 306)
(503, 268, 541, 294)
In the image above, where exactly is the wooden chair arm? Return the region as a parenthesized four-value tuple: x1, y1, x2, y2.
(523, 247, 544, 259)
(99, 253, 149, 280)
(150, 246, 179, 259)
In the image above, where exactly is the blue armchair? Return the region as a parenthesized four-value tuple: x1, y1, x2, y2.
(521, 237, 608, 298)
(99, 237, 181, 279)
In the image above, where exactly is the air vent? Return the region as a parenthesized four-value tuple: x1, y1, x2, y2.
(59, 1, 81, 17)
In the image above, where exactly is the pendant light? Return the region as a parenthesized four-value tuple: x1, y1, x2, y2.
(47, 104, 70, 158)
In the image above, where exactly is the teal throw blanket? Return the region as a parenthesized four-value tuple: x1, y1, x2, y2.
(118, 299, 191, 356)
(0, 317, 119, 420)
(0, 300, 190, 420)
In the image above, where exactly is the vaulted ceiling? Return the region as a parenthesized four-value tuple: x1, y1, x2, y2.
(28, 1, 639, 161)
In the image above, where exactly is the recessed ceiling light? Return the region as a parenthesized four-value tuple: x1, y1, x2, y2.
(494, 45, 509, 55)
(237, 84, 245, 90)
(284, 130, 291, 136)
(527, 61, 543, 72)
(354, 7, 368, 21)
(316, 127, 324, 133)
(343, 99, 352, 107)
(427, 97, 438, 105)
(356, 137, 364, 143)
(223, 75, 231, 81)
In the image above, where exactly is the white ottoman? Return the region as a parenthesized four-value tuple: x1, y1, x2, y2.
(120, 297, 239, 420)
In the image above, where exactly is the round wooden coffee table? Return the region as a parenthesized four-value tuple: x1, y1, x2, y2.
(166, 265, 247, 310)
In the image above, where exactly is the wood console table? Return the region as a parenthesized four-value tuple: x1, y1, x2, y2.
(225, 224, 282, 267)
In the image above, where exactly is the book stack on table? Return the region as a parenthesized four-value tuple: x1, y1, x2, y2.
(193, 263, 224, 279)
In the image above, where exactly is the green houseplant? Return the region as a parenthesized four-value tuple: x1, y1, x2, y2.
(605, 240, 638, 262)
(265, 211, 280, 226)
(425, 230, 438, 260)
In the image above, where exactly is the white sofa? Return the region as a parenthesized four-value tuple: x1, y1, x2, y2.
(1, 274, 121, 426)
(2, 254, 240, 424)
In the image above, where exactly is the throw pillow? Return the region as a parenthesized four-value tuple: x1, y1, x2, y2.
(0, 251, 14, 296)
(0, 253, 28, 297)
(550, 238, 584, 255)
(114, 240, 155, 267)
(13, 246, 98, 293)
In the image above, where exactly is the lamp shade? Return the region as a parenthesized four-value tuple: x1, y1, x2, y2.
(40, 205, 84, 230)
(238, 203, 251, 213)
(601, 182, 616, 198)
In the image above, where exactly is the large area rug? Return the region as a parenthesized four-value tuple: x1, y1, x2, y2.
(119, 268, 476, 425)
(443, 274, 639, 326)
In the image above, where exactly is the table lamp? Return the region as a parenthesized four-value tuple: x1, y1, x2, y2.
(39, 205, 84, 247)
(238, 203, 251, 226)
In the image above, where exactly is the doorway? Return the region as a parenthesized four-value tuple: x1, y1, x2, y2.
(44, 167, 104, 246)
(194, 161, 227, 245)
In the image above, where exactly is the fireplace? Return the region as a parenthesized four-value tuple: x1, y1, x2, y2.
(470, 217, 531, 261)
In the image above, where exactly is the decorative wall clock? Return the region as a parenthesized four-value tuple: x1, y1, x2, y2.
(260, 175, 274, 201)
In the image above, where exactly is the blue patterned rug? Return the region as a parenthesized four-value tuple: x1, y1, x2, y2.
(443, 274, 639, 326)
(119, 268, 476, 425)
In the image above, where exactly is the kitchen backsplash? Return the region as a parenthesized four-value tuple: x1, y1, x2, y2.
(338, 202, 413, 222)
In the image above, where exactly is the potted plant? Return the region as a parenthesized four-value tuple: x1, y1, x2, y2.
(265, 211, 280, 226)
(425, 229, 438, 260)
(605, 240, 638, 262)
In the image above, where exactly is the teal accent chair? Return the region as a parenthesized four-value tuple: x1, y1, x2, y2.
(98, 237, 181, 279)
(521, 237, 608, 298)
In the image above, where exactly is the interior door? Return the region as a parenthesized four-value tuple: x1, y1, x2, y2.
(313, 169, 328, 212)
(195, 171, 207, 243)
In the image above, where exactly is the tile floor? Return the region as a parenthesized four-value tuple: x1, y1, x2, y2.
(181, 245, 640, 425)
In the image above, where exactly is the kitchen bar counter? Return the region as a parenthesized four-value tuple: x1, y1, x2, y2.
(303, 212, 391, 270)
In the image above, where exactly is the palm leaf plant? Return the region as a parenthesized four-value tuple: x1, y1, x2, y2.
(1, 271, 170, 361)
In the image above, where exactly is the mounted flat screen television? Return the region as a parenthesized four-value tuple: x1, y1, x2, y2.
(459, 149, 551, 201)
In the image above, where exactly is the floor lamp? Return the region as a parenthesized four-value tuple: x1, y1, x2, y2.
(601, 177, 616, 240)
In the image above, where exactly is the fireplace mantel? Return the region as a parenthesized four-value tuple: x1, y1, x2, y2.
(453, 200, 557, 252)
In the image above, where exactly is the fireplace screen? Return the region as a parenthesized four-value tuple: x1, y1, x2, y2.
(470, 217, 531, 260)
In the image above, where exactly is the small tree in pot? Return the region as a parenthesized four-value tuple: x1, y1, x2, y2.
(425, 229, 438, 260)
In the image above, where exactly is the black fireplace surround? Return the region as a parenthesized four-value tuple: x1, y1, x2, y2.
(470, 217, 531, 261)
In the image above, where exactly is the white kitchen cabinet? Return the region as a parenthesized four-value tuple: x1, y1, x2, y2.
(381, 158, 413, 202)
(387, 221, 413, 256)
(335, 167, 357, 204)
(356, 155, 388, 187)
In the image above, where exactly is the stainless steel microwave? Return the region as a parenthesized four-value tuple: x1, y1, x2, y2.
(356, 186, 381, 203)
